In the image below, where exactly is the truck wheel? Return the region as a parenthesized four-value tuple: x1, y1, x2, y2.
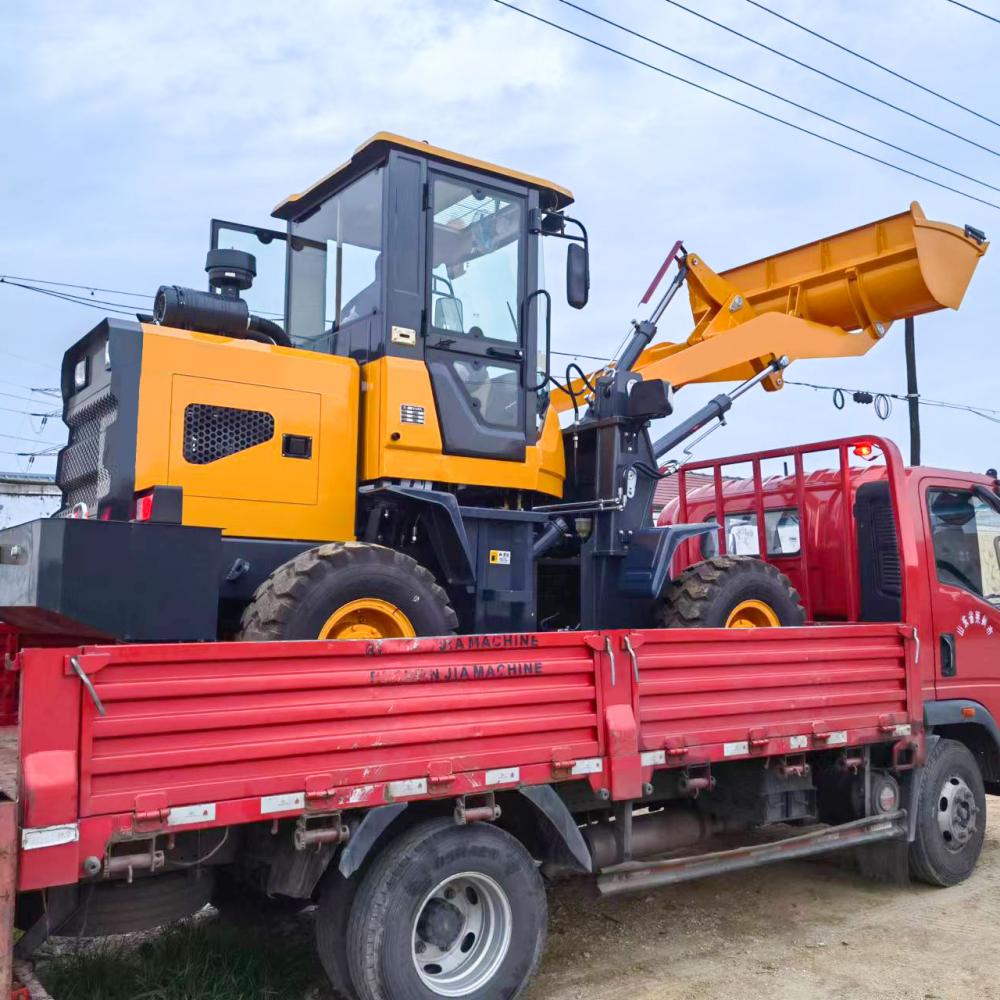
(316, 868, 362, 1000)
(658, 555, 804, 629)
(910, 738, 986, 887)
(240, 542, 458, 641)
(343, 818, 547, 1000)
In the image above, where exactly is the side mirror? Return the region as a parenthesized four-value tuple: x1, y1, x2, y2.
(567, 243, 590, 310)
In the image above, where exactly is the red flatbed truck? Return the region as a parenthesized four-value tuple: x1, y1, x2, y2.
(0, 433, 997, 999)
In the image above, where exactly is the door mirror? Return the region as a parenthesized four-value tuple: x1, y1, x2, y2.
(567, 243, 590, 310)
(434, 296, 465, 333)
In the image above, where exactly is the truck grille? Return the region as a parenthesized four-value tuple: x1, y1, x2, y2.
(56, 389, 118, 514)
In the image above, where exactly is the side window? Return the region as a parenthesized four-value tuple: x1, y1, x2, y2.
(429, 176, 523, 343)
(928, 489, 1000, 604)
(702, 509, 801, 558)
(287, 168, 384, 352)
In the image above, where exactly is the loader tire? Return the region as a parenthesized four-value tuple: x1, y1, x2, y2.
(239, 542, 458, 641)
(658, 555, 804, 629)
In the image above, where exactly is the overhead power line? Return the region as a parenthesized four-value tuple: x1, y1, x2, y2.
(744, 0, 1000, 129)
(0, 275, 150, 299)
(492, 1, 1000, 210)
(0, 277, 139, 317)
(0, 431, 63, 447)
(945, 0, 1000, 24)
(557, 0, 1000, 193)
(659, 0, 1000, 158)
(786, 379, 1000, 425)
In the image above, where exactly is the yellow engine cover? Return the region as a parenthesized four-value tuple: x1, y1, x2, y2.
(135, 325, 360, 542)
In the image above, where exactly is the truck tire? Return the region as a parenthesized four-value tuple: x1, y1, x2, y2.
(240, 542, 458, 641)
(343, 818, 547, 1000)
(910, 738, 986, 887)
(316, 868, 362, 1000)
(58, 871, 214, 936)
(658, 555, 805, 629)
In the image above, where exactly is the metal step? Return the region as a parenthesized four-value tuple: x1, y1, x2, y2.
(597, 810, 907, 896)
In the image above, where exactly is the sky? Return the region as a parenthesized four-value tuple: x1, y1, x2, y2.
(0, 0, 998, 481)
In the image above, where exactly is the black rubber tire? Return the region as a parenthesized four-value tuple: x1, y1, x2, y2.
(910, 738, 986, 887)
(658, 555, 805, 628)
(343, 819, 547, 1000)
(239, 542, 458, 641)
(315, 868, 363, 1000)
(58, 870, 214, 937)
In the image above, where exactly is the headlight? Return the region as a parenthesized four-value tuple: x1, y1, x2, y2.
(104, 340, 112, 371)
(73, 357, 88, 390)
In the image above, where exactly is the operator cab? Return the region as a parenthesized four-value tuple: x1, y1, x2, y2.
(211, 133, 588, 462)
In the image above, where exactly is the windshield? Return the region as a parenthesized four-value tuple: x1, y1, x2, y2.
(286, 168, 383, 352)
(429, 176, 522, 343)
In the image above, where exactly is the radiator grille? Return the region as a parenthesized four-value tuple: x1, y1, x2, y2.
(183, 404, 274, 465)
(57, 390, 118, 514)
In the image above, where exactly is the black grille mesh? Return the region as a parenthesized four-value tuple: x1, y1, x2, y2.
(57, 389, 118, 514)
(183, 404, 274, 465)
(872, 501, 902, 594)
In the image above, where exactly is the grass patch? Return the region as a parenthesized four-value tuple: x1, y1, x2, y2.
(35, 920, 330, 1000)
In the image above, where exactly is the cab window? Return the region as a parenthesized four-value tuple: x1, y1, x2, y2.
(286, 168, 384, 352)
(928, 488, 1000, 605)
(702, 509, 801, 558)
(429, 176, 523, 343)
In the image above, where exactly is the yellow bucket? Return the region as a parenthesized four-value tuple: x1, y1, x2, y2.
(689, 202, 988, 333)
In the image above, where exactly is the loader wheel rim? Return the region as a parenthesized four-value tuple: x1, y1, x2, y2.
(412, 872, 513, 996)
(319, 598, 416, 640)
(725, 599, 781, 629)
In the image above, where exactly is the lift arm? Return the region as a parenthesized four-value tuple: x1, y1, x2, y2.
(551, 202, 987, 410)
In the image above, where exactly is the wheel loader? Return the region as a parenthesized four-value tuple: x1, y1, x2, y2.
(0, 133, 987, 642)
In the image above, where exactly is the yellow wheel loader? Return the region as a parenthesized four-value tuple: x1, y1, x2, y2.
(0, 133, 986, 642)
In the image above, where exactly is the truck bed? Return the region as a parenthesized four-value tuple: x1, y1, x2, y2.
(15, 623, 919, 891)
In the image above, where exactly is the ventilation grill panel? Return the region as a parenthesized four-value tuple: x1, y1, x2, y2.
(183, 404, 274, 465)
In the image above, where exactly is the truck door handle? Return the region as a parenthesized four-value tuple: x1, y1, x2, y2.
(940, 633, 957, 677)
(486, 346, 523, 361)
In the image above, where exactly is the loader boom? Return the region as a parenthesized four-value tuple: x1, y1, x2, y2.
(551, 202, 987, 409)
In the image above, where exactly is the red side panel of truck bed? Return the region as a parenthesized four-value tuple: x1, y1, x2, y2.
(73, 633, 603, 817)
(15, 623, 919, 891)
(632, 626, 918, 758)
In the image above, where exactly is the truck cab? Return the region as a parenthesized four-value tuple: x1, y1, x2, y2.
(659, 434, 1000, 787)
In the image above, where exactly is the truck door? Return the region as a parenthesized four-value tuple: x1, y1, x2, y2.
(423, 170, 534, 462)
(922, 479, 1000, 700)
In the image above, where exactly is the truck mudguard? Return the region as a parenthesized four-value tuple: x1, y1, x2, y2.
(924, 700, 1000, 752)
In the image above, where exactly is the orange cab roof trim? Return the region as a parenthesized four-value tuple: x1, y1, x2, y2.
(272, 132, 574, 221)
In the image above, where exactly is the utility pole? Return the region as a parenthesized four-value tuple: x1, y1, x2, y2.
(904, 317, 920, 466)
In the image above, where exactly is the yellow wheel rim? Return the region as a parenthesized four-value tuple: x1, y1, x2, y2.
(725, 599, 781, 629)
(319, 598, 416, 640)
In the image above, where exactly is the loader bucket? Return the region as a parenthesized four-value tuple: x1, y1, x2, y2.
(690, 202, 988, 334)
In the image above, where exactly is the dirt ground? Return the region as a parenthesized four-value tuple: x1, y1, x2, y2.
(526, 797, 1000, 1000)
(37, 800, 1000, 1000)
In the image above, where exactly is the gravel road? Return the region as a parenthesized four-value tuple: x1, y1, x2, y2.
(526, 798, 1000, 1000)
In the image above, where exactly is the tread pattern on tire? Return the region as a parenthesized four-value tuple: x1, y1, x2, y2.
(658, 555, 805, 628)
(909, 737, 986, 887)
(346, 818, 546, 1000)
(239, 542, 458, 641)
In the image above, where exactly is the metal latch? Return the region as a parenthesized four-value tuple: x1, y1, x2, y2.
(454, 793, 501, 825)
(295, 812, 349, 851)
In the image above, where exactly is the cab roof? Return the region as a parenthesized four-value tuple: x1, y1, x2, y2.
(272, 132, 574, 221)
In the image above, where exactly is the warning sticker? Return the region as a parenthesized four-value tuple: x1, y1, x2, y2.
(489, 550, 511, 565)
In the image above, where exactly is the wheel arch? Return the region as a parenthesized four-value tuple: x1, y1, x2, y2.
(925, 700, 1000, 793)
(334, 785, 592, 884)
